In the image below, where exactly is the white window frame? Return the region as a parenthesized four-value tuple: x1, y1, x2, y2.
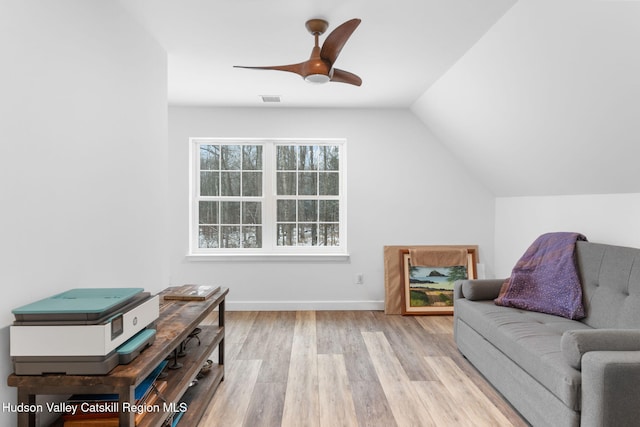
(188, 138, 348, 260)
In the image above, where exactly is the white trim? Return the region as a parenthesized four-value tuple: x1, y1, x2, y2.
(189, 137, 347, 255)
(185, 253, 350, 262)
(226, 300, 384, 311)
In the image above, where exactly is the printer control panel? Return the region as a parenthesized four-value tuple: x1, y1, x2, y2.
(111, 314, 123, 340)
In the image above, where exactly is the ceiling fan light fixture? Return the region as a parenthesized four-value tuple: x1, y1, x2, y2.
(234, 18, 361, 87)
(304, 73, 331, 84)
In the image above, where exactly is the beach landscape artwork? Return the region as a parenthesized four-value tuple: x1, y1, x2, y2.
(407, 264, 467, 309)
(401, 252, 473, 315)
(397, 247, 478, 315)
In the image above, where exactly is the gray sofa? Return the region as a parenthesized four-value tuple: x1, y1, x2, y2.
(454, 241, 640, 427)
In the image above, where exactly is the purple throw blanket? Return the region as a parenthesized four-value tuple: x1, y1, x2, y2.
(495, 232, 587, 319)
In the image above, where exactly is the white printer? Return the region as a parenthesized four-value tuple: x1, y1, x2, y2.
(10, 288, 159, 375)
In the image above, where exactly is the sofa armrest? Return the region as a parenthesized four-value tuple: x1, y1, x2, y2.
(561, 329, 640, 369)
(453, 279, 505, 301)
(581, 351, 640, 427)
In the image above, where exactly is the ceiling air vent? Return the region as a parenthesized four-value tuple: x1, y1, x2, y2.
(260, 95, 281, 103)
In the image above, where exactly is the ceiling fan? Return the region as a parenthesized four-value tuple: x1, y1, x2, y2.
(234, 18, 362, 86)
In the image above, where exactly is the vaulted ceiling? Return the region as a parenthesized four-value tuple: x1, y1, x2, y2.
(120, 0, 640, 197)
(412, 0, 640, 196)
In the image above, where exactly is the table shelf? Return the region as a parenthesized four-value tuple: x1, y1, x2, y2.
(7, 287, 228, 427)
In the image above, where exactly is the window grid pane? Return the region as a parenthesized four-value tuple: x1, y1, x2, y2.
(200, 171, 219, 196)
(220, 172, 241, 196)
(319, 145, 339, 171)
(242, 201, 262, 224)
(200, 145, 220, 170)
(298, 172, 317, 195)
(298, 145, 318, 171)
(198, 226, 219, 248)
(243, 145, 263, 170)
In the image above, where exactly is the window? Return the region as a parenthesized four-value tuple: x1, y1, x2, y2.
(190, 138, 346, 257)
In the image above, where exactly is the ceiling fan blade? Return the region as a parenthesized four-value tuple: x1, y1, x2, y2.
(330, 69, 362, 86)
(320, 18, 361, 66)
(234, 63, 305, 77)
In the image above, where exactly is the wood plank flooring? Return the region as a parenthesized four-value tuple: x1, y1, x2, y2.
(198, 311, 528, 427)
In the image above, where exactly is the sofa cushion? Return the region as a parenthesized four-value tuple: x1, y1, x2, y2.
(577, 242, 640, 329)
(461, 279, 504, 301)
(456, 298, 591, 410)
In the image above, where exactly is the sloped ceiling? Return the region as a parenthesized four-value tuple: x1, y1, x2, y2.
(412, 0, 640, 197)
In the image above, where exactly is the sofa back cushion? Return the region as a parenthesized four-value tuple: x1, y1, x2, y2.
(577, 241, 640, 329)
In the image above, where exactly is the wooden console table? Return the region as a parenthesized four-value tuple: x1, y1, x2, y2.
(7, 286, 229, 427)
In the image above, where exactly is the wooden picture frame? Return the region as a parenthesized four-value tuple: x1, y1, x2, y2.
(400, 247, 478, 315)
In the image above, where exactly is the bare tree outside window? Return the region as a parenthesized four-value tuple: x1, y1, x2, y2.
(192, 139, 345, 254)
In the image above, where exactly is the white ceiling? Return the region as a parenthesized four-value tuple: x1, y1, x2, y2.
(119, 0, 516, 108)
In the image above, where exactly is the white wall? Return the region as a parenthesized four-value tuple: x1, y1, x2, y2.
(495, 193, 640, 278)
(0, 1, 167, 424)
(169, 107, 495, 309)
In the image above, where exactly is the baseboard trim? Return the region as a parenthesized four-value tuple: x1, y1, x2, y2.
(226, 300, 385, 311)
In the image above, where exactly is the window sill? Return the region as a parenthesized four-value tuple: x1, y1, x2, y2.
(186, 253, 350, 262)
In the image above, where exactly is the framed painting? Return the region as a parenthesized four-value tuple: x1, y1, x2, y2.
(400, 247, 478, 315)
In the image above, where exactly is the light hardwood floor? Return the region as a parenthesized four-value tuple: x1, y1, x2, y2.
(198, 311, 528, 427)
